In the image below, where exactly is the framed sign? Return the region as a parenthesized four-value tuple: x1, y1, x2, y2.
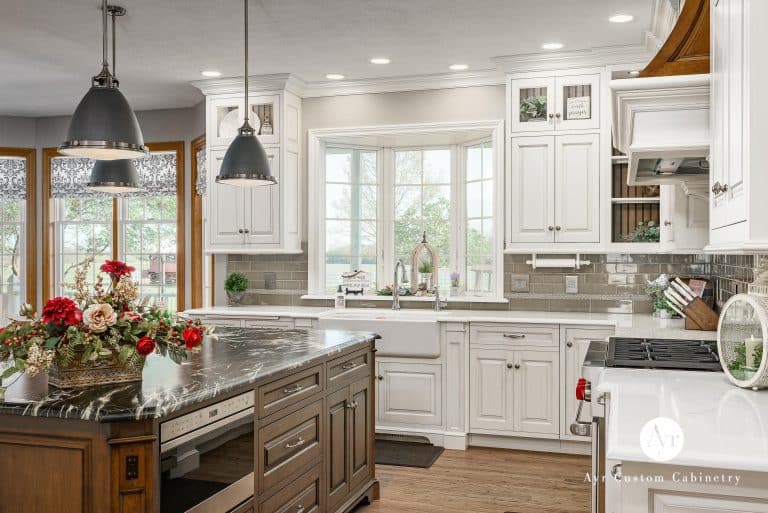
(567, 96, 591, 120)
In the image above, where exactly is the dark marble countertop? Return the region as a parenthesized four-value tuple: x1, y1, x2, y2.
(0, 328, 376, 423)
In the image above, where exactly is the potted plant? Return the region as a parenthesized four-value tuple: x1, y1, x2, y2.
(624, 220, 661, 243)
(450, 272, 461, 295)
(224, 272, 249, 306)
(418, 260, 434, 290)
(519, 95, 548, 122)
(0, 259, 209, 391)
(645, 274, 676, 318)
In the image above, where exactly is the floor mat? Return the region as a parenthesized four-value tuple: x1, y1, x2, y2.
(375, 439, 444, 468)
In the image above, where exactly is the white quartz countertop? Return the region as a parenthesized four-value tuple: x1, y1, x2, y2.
(184, 306, 716, 340)
(597, 368, 768, 472)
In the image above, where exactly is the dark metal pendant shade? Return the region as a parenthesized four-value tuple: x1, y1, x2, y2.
(86, 158, 142, 194)
(60, 85, 147, 160)
(216, 125, 276, 187)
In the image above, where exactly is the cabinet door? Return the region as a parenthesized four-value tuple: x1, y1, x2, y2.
(561, 328, 613, 439)
(554, 74, 600, 131)
(661, 185, 709, 250)
(510, 136, 555, 243)
(325, 387, 350, 512)
(469, 348, 513, 432)
(554, 133, 600, 243)
(349, 378, 372, 491)
(513, 350, 559, 435)
(209, 94, 280, 148)
(511, 77, 556, 133)
(208, 149, 247, 247)
(377, 361, 442, 427)
(245, 149, 280, 245)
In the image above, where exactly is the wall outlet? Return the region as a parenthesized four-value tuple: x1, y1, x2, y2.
(509, 274, 530, 293)
(565, 275, 579, 294)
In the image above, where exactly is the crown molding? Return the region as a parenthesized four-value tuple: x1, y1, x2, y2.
(191, 73, 307, 97)
(492, 45, 654, 74)
(300, 69, 504, 98)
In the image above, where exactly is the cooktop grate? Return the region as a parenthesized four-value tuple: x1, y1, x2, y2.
(606, 337, 722, 371)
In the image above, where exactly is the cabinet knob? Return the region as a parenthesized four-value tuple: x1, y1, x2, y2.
(514, 364, 521, 370)
(663, 220, 672, 227)
(711, 182, 729, 195)
(555, 113, 561, 119)
(238, 228, 244, 234)
(566, 341, 573, 348)
(507, 363, 514, 369)
(548, 113, 555, 119)
(243, 228, 250, 234)
(377, 375, 384, 381)
(547, 225, 554, 231)
(555, 226, 561, 231)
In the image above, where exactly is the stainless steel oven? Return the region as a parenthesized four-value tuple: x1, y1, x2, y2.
(159, 391, 255, 513)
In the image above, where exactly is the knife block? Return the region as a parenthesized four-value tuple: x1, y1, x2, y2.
(683, 297, 720, 331)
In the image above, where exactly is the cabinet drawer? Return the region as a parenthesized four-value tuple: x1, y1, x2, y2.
(259, 464, 322, 513)
(258, 400, 323, 493)
(470, 324, 558, 347)
(257, 365, 324, 419)
(244, 319, 295, 329)
(327, 349, 371, 391)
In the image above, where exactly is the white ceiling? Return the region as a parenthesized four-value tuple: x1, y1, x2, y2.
(0, 0, 654, 117)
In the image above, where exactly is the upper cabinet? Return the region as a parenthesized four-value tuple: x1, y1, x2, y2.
(511, 73, 600, 133)
(195, 76, 302, 254)
(708, 0, 768, 251)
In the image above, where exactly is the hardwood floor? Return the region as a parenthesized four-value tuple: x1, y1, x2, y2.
(357, 447, 591, 513)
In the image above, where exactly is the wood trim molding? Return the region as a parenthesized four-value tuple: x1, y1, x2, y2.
(41, 147, 59, 304)
(146, 141, 186, 312)
(0, 147, 36, 309)
(190, 134, 205, 309)
(641, 0, 710, 77)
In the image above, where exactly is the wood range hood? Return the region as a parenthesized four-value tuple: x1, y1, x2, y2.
(611, 0, 711, 188)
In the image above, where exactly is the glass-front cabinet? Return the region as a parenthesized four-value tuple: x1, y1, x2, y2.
(208, 94, 280, 147)
(510, 73, 600, 133)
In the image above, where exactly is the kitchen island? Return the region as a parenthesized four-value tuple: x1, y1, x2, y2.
(0, 327, 379, 513)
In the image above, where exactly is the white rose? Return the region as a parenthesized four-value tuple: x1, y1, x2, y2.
(83, 303, 117, 333)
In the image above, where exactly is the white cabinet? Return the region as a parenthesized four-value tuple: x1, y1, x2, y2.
(511, 73, 600, 133)
(469, 345, 559, 437)
(196, 78, 302, 255)
(659, 185, 709, 251)
(376, 361, 442, 428)
(708, 0, 768, 251)
(560, 327, 613, 440)
(509, 133, 600, 245)
(208, 148, 280, 247)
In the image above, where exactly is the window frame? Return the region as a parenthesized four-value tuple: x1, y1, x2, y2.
(0, 147, 36, 310)
(307, 121, 505, 299)
(42, 142, 186, 310)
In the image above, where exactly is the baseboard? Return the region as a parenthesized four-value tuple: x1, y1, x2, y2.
(469, 434, 591, 455)
(335, 479, 378, 513)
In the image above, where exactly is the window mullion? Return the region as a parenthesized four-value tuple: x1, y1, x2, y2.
(380, 148, 394, 289)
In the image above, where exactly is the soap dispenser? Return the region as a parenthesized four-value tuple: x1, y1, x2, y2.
(335, 285, 346, 309)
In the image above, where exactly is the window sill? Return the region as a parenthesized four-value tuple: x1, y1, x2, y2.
(301, 294, 509, 304)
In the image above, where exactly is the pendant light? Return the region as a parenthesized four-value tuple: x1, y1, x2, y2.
(59, 0, 147, 160)
(215, 0, 276, 187)
(86, 6, 142, 194)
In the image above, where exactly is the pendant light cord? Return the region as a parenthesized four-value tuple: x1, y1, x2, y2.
(102, 0, 109, 69)
(112, 7, 117, 77)
(243, 0, 249, 125)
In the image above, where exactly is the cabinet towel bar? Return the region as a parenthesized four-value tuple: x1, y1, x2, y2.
(525, 253, 591, 270)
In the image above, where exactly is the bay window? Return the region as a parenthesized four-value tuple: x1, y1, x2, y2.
(309, 122, 504, 299)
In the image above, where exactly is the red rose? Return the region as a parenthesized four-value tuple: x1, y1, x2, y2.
(100, 259, 135, 278)
(121, 311, 142, 322)
(182, 327, 203, 350)
(41, 297, 83, 327)
(136, 336, 156, 356)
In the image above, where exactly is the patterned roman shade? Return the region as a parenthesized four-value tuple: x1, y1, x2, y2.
(0, 157, 27, 199)
(51, 152, 178, 198)
(195, 148, 207, 196)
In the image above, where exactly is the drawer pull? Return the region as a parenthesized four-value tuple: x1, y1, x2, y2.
(282, 384, 304, 394)
(341, 362, 358, 370)
(503, 333, 526, 339)
(285, 437, 305, 449)
(346, 401, 358, 409)
(296, 506, 304, 513)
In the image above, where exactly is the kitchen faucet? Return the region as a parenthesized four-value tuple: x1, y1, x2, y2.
(433, 286, 448, 312)
(393, 259, 409, 310)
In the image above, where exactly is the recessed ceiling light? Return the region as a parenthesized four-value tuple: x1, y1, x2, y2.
(370, 57, 391, 64)
(201, 70, 222, 78)
(449, 64, 469, 71)
(541, 42, 564, 50)
(629, 70, 641, 76)
(609, 14, 634, 23)
(326, 73, 345, 80)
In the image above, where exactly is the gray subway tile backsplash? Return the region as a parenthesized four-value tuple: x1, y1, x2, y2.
(225, 247, 765, 313)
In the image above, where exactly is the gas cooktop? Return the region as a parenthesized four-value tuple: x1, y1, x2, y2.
(606, 337, 722, 371)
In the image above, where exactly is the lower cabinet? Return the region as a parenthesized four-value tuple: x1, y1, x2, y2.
(469, 347, 559, 436)
(376, 361, 442, 428)
(259, 464, 323, 513)
(326, 377, 373, 513)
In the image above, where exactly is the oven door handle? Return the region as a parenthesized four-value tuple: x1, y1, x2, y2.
(160, 406, 255, 453)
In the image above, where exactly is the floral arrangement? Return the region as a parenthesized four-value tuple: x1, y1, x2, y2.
(0, 258, 209, 389)
(450, 272, 461, 288)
